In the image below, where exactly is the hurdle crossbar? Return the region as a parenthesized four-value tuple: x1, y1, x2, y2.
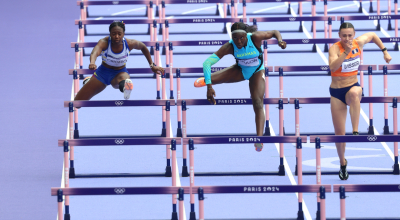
(63, 99, 175, 108)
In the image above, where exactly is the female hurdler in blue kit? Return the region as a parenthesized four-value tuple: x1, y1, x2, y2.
(75, 21, 164, 101)
(194, 22, 287, 152)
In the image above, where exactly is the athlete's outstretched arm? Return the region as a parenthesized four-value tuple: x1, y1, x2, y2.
(203, 42, 232, 104)
(89, 37, 108, 70)
(356, 32, 392, 64)
(128, 39, 164, 74)
(253, 30, 287, 49)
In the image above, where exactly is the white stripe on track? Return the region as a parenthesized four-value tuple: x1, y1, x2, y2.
(254, 4, 287, 13)
(112, 7, 146, 15)
(182, 6, 216, 14)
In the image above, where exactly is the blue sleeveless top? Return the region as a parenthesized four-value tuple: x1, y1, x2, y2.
(229, 33, 264, 80)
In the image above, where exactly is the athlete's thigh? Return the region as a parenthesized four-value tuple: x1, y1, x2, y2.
(110, 72, 130, 89)
(211, 64, 244, 84)
(345, 86, 362, 106)
(75, 76, 107, 101)
(330, 97, 348, 135)
(249, 69, 265, 99)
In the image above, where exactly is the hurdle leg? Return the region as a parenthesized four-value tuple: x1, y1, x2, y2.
(176, 69, 182, 137)
(388, 0, 392, 30)
(340, 186, 346, 219)
(359, 0, 363, 13)
(393, 98, 399, 174)
(171, 136, 178, 219)
(57, 189, 63, 220)
(324, 1, 329, 52)
(63, 141, 70, 220)
(315, 137, 322, 220)
(360, 49, 364, 96)
(231, 0, 235, 18)
(311, 0, 316, 52)
(165, 102, 172, 177)
(369, 0, 373, 12)
(182, 100, 189, 177)
(296, 138, 304, 220)
(396, 1, 399, 50)
(189, 139, 196, 220)
(368, 66, 374, 134)
(287, 2, 291, 14)
(319, 186, 326, 220)
(278, 99, 285, 176)
(68, 103, 76, 179)
(79, 21, 84, 69)
(294, 99, 300, 175)
(243, 1, 246, 19)
(384, 68, 389, 134)
(198, 188, 205, 220)
(264, 68, 270, 136)
(178, 188, 184, 220)
(224, 3, 227, 18)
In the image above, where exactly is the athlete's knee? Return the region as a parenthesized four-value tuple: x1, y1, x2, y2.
(346, 90, 360, 105)
(252, 98, 263, 110)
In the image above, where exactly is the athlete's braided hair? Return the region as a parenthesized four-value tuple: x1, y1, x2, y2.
(231, 22, 258, 33)
(109, 21, 125, 32)
(339, 22, 355, 31)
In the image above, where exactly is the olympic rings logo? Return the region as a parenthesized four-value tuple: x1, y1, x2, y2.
(114, 188, 125, 194)
(115, 139, 125, 145)
(302, 39, 310, 43)
(320, 66, 329, 71)
(115, 101, 124, 106)
(367, 136, 378, 141)
(112, 1, 119, 4)
(289, 18, 296, 21)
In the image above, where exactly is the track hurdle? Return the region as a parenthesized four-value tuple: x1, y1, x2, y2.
(181, 137, 331, 220)
(338, 14, 400, 36)
(239, 0, 314, 17)
(273, 65, 377, 133)
(76, 0, 153, 19)
(306, 131, 400, 176)
(63, 100, 176, 178)
(52, 175, 185, 220)
(250, 15, 336, 39)
(158, 0, 231, 19)
(177, 97, 284, 176)
(334, 184, 400, 220)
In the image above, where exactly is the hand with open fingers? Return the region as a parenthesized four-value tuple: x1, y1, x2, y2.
(89, 64, 97, 70)
(383, 52, 392, 64)
(152, 66, 164, 75)
(207, 87, 216, 105)
(278, 41, 287, 49)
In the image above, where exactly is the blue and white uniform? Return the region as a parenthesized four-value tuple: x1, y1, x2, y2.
(93, 37, 130, 85)
(229, 33, 264, 80)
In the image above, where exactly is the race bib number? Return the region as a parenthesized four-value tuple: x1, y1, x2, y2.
(341, 57, 360, 72)
(238, 57, 259, 67)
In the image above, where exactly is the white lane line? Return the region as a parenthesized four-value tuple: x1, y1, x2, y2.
(182, 6, 215, 14)
(327, 1, 370, 12)
(254, 4, 287, 13)
(303, 154, 390, 170)
(111, 7, 146, 15)
(294, 142, 382, 151)
(95, 17, 103, 20)
(269, 125, 313, 220)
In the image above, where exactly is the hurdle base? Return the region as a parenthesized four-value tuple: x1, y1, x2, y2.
(368, 126, 375, 135)
(161, 128, 167, 137)
(162, 45, 166, 55)
(297, 211, 304, 220)
(264, 126, 271, 136)
(189, 212, 196, 220)
(295, 164, 298, 176)
(312, 44, 316, 52)
(150, 46, 154, 55)
(395, 43, 399, 51)
(177, 128, 182, 137)
(324, 43, 329, 52)
(383, 125, 390, 135)
(394, 164, 399, 175)
(171, 211, 178, 220)
(316, 210, 320, 220)
(182, 166, 189, 177)
(165, 166, 172, 177)
(69, 168, 76, 179)
(302, 170, 394, 175)
(278, 165, 285, 176)
(194, 171, 281, 176)
(73, 172, 167, 178)
(64, 213, 71, 220)
(73, 129, 79, 139)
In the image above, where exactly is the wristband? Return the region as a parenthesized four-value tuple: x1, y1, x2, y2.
(382, 47, 387, 52)
(150, 63, 156, 68)
(343, 51, 348, 56)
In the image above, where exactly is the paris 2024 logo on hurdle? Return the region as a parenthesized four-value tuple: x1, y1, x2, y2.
(114, 188, 125, 194)
(243, 186, 280, 192)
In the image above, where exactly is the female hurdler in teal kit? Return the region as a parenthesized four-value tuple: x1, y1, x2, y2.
(194, 22, 287, 152)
